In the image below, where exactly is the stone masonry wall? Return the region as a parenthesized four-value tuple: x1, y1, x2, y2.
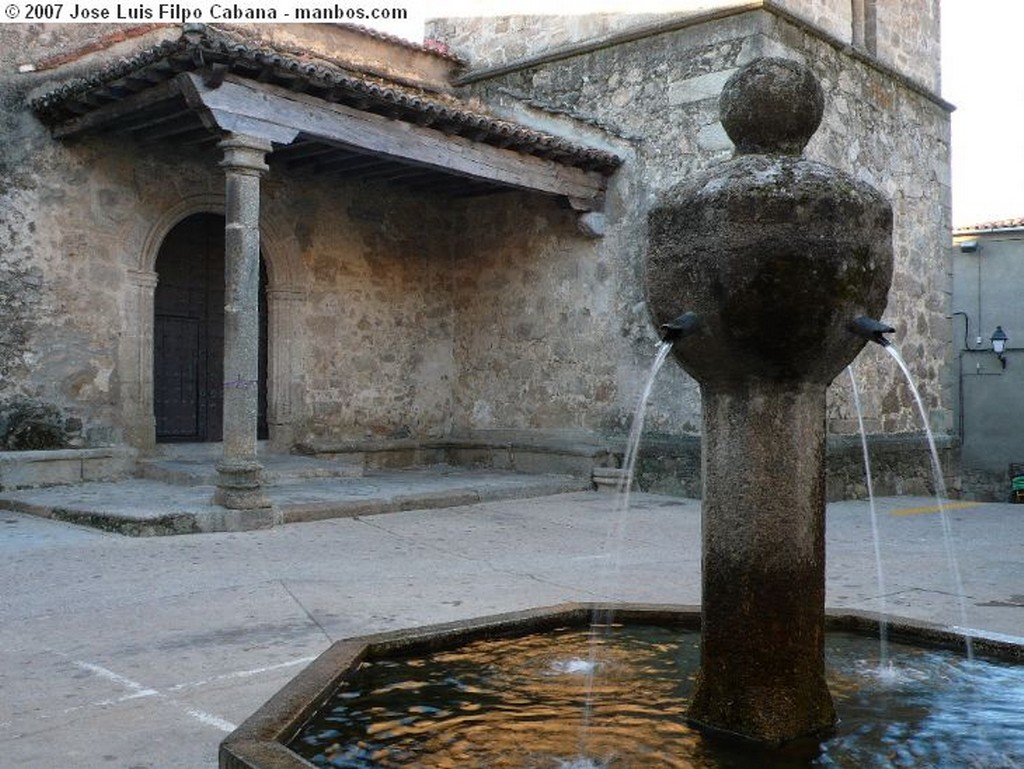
(0, 25, 136, 445)
(0, 25, 459, 448)
(446, 190, 684, 438)
(281, 173, 456, 445)
(776, 0, 850, 44)
(874, 0, 941, 92)
(426, 12, 674, 70)
(1, 16, 951, 498)
(428, 1, 940, 91)
(438, 7, 953, 472)
(428, 3, 846, 71)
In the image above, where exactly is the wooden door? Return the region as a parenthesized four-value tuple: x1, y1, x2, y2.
(154, 213, 267, 442)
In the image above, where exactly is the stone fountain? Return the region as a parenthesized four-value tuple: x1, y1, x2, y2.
(646, 57, 893, 745)
(219, 59, 1024, 769)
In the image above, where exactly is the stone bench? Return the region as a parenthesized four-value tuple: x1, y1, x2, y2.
(0, 447, 136, 490)
(300, 431, 619, 482)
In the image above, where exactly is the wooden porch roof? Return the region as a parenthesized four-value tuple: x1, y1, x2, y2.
(30, 25, 622, 208)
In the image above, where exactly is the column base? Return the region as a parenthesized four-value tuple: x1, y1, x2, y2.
(214, 459, 272, 510)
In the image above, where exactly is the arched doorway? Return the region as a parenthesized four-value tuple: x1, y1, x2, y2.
(153, 213, 268, 442)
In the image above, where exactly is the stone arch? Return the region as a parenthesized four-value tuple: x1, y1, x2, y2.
(123, 193, 305, 450)
(138, 193, 303, 287)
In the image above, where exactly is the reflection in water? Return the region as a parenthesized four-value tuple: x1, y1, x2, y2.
(290, 625, 1024, 768)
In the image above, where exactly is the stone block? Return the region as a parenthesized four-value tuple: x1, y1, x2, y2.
(511, 450, 593, 477)
(592, 466, 628, 492)
(697, 121, 732, 152)
(81, 450, 135, 482)
(667, 69, 737, 105)
(364, 448, 424, 470)
(0, 452, 80, 489)
(444, 446, 499, 469)
(0, 448, 134, 489)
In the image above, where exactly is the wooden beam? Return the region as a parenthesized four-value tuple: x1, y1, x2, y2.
(115, 106, 197, 136)
(52, 76, 188, 139)
(354, 163, 428, 182)
(279, 145, 367, 170)
(407, 175, 487, 194)
(177, 73, 298, 145)
(184, 73, 605, 207)
(310, 154, 388, 175)
(278, 146, 338, 168)
(137, 119, 206, 144)
(271, 140, 327, 161)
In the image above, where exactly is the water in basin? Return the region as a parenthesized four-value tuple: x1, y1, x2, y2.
(289, 623, 1024, 768)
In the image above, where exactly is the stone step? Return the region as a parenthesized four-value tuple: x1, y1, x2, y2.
(0, 447, 136, 490)
(136, 453, 363, 486)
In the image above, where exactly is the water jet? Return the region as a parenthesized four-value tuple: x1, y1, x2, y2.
(660, 312, 701, 343)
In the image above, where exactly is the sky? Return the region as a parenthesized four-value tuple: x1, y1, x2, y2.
(941, 0, 1024, 227)
(366, 0, 1024, 229)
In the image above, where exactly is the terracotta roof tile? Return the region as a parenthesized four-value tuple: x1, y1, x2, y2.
(29, 24, 171, 72)
(955, 217, 1024, 233)
(30, 25, 622, 175)
(336, 23, 463, 63)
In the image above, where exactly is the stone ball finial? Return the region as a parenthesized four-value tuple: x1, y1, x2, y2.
(646, 56, 892, 387)
(720, 58, 824, 155)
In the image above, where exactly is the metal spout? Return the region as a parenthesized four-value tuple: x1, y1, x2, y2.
(849, 316, 894, 347)
(660, 311, 700, 343)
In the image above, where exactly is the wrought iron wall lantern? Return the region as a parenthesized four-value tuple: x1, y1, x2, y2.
(991, 325, 1009, 368)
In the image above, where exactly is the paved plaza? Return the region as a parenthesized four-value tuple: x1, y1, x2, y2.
(2, 483, 1022, 768)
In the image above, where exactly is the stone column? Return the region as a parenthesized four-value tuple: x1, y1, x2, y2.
(214, 134, 273, 510)
(689, 380, 834, 742)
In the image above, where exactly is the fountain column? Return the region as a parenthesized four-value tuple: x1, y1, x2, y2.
(646, 58, 893, 745)
(215, 133, 272, 511)
(693, 381, 832, 741)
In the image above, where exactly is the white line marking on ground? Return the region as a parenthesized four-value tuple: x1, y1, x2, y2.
(71, 661, 158, 698)
(167, 655, 317, 692)
(181, 706, 238, 733)
(66, 657, 237, 733)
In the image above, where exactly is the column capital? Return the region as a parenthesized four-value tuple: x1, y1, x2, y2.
(219, 134, 273, 176)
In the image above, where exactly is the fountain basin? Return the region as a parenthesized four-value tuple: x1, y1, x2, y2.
(219, 603, 1024, 768)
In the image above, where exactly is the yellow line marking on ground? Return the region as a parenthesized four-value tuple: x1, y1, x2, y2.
(891, 501, 984, 516)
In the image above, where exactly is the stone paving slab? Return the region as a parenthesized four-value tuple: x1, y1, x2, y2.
(0, 466, 591, 535)
(1, 492, 1022, 768)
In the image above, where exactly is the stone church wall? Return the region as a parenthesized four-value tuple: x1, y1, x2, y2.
(428, 0, 940, 92)
(0, 24, 463, 449)
(274, 173, 457, 446)
(0, 24, 133, 446)
(434, 6, 954, 493)
(0, 11, 954, 495)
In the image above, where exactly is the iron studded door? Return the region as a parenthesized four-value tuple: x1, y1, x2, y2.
(154, 214, 268, 442)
